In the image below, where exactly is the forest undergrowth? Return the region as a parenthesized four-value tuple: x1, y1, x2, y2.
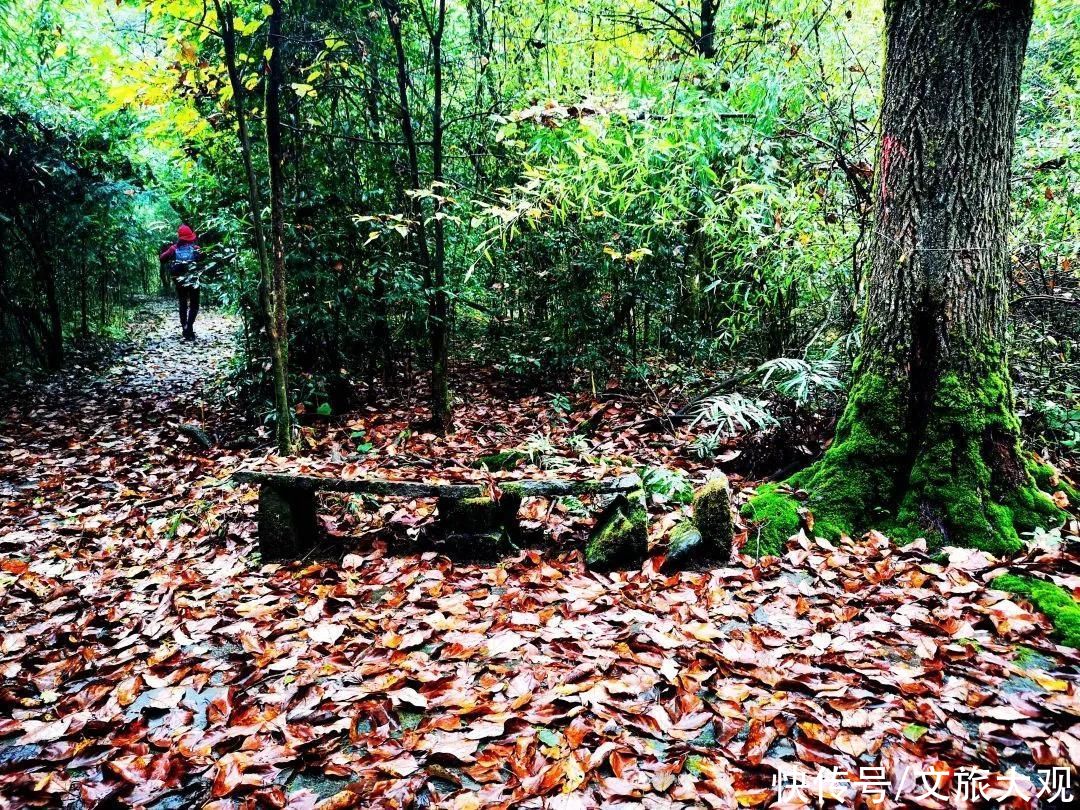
(1, 301, 1078, 809)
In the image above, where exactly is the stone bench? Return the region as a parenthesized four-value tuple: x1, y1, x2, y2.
(233, 471, 647, 568)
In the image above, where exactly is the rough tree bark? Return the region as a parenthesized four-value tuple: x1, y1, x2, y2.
(745, 0, 1068, 556)
(265, 0, 295, 453)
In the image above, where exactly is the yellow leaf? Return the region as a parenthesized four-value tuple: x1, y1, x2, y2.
(53, 41, 69, 58)
(1031, 671, 1069, 692)
(561, 756, 585, 793)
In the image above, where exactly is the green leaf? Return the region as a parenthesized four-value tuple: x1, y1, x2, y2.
(537, 728, 561, 747)
(902, 723, 928, 742)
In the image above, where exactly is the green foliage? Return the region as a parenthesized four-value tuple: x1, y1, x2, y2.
(473, 449, 530, 471)
(692, 393, 777, 439)
(758, 356, 845, 406)
(640, 466, 694, 504)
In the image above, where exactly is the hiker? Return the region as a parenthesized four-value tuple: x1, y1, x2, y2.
(160, 224, 202, 341)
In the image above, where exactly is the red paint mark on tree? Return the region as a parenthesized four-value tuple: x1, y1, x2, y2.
(879, 133, 907, 206)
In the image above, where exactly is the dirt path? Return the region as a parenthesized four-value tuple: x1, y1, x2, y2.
(0, 302, 1078, 809)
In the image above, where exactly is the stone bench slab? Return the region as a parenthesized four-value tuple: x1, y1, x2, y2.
(233, 470, 642, 561)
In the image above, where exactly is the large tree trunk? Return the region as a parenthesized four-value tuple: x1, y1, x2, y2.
(746, 0, 1067, 556)
(265, 0, 295, 453)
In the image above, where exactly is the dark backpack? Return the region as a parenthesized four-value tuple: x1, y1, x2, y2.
(170, 242, 196, 276)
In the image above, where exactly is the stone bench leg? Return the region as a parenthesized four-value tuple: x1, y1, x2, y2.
(436, 495, 522, 535)
(434, 495, 523, 561)
(258, 484, 319, 560)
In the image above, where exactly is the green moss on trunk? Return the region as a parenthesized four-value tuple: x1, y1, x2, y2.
(992, 574, 1080, 649)
(743, 356, 1068, 557)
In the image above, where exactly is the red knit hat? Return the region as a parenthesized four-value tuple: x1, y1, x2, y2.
(177, 224, 196, 242)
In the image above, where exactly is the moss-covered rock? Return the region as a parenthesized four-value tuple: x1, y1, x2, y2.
(585, 490, 648, 571)
(1029, 459, 1080, 509)
(692, 476, 733, 560)
(472, 450, 530, 471)
(663, 477, 735, 571)
(991, 574, 1080, 649)
(661, 520, 703, 572)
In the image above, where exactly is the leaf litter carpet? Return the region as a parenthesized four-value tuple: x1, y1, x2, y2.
(0, 303, 1078, 809)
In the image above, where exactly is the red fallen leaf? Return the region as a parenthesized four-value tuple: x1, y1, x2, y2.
(463, 717, 506, 739)
(208, 687, 234, 725)
(377, 754, 419, 777)
(314, 790, 362, 810)
(106, 754, 153, 785)
(1, 558, 29, 574)
(794, 734, 845, 767)
(1, 632, 27, 653)
(741, 721, 776, 766)
(210, 752, 262, 797)
(251, 784, 287, 808)
(146, 686, 186, 710)
(80, 778, 123, 804)
(595, 775, 646, 799)
(422, 732, 481, 762)
(17, 717, 72, 744)
(114, 675, 141, 707)
(979, 705, 1033, 721)
(834, 730, 868, 758)
(307, 622, 346, 645)
(609, 750, 636, 779)
(1055, 731, 1080, 765)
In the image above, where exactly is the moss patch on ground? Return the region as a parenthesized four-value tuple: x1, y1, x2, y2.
(992, 574, 1080, 649)
(740, 483, 801, 557)
(472, 450, 530, 471)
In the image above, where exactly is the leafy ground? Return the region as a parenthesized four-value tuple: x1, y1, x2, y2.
(1, 303, 1079, 809)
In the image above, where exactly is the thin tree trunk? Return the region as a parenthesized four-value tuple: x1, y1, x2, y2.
(747, 0, 1067, 555)
(428, 0, 451, 432)
(16, 217, 63, 368)
(216, 0, 291, 451)
(265, 0, 294, 453)
(698, 0, 716, 57)
(216, 2, 272, 300)
(382, 0, 451, 431)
